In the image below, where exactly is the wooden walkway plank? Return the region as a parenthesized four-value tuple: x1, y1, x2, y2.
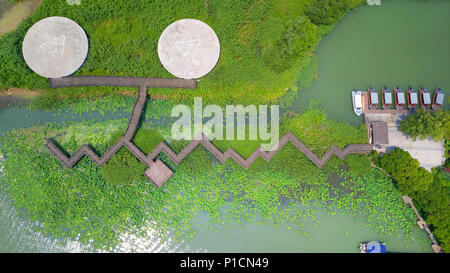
(50, 76, 197, 89)
(124, 85, 147, 140)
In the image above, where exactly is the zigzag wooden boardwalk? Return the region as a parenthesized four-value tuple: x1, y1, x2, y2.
(46, 76, 373, 187)
(143, 132, 373, 169)
(47, 133, 373, 170)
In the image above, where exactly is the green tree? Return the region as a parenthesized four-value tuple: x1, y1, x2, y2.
(414, 170, 450, 252)
(380, 148, 433, 195)
(407, 167, 434, 194)
(306, 0, 364, 25)
(266, 16, 317, 72)
(400, 109, 450, 141)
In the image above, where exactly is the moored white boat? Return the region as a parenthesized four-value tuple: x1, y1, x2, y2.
(352, 90, 363, 116)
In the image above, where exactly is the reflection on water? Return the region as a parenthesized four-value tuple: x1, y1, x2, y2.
(0, 188, 87, 253)
(1, 151, 80, 252)
(0, 96, 27, 113)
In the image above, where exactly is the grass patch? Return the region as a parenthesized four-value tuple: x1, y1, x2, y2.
(1, 0, 364, 109)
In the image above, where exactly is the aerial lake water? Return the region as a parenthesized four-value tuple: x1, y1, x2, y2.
(291, 0, 450, 125)
(0, 0, 447, 252)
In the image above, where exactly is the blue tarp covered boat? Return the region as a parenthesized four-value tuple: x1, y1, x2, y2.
(360, 241, 386, 253)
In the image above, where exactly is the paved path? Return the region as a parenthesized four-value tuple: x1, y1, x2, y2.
(47, 76, 373, 187)
(365, 112, 445, 171)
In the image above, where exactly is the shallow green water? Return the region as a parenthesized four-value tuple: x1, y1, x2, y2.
(0, 99, 126, 132)
(0, 0, 446, 252)
(179, 209, 433, 253)
(292, 0, 450, 125)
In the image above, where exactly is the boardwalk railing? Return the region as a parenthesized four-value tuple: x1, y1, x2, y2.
(46, 76, 373, 187)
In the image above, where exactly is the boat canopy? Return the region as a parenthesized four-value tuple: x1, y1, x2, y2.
(410, 92, 418, 104)
(366, 241, 386, 253)
(384, 92, 392, 104)
(371, 93, 378, 104)
(423, 92, 431, 104)
(355, 94, 362, 108)
(436, 93, 445, 105)
(397, 92, 405, 104)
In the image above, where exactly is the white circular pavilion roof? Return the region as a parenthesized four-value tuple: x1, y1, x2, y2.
(158, 19, 220, 79)
(22, 16, 89, 78)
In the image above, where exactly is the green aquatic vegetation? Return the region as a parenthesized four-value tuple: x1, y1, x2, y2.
(101, 147, 147, 186)
(133, 128, 166, 154)
(0, 106, 419, 250)
(52, 119, 128, 153)
(28, 94, 136, 116)
(210, 105, 368, 177)
(281, 106, 367, 154)
(333, 169, 417, 237)
(100, 128, 165, 186)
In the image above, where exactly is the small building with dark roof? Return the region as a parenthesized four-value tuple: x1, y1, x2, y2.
(370, 121, 389, 145)
(436, 92, 444, 105)
(410, 92, 418, 104)
(384, 92, 392, 104)
(370, 92, 378, 104)
(423, 92, 431, 104)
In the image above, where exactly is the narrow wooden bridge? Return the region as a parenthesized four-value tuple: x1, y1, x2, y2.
(50, 76, 197, 89)
(47, 76, 373, 187)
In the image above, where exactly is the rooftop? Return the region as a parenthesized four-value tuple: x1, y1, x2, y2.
(371, 121, 389, 145)
(410, 92, 418, 104)
(397, 92, 405, 104)
(436, 93, 444, 105)
(384, 92, 392, 104)
(370, 92, 378, 104)
(423, 92, 431, 104)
